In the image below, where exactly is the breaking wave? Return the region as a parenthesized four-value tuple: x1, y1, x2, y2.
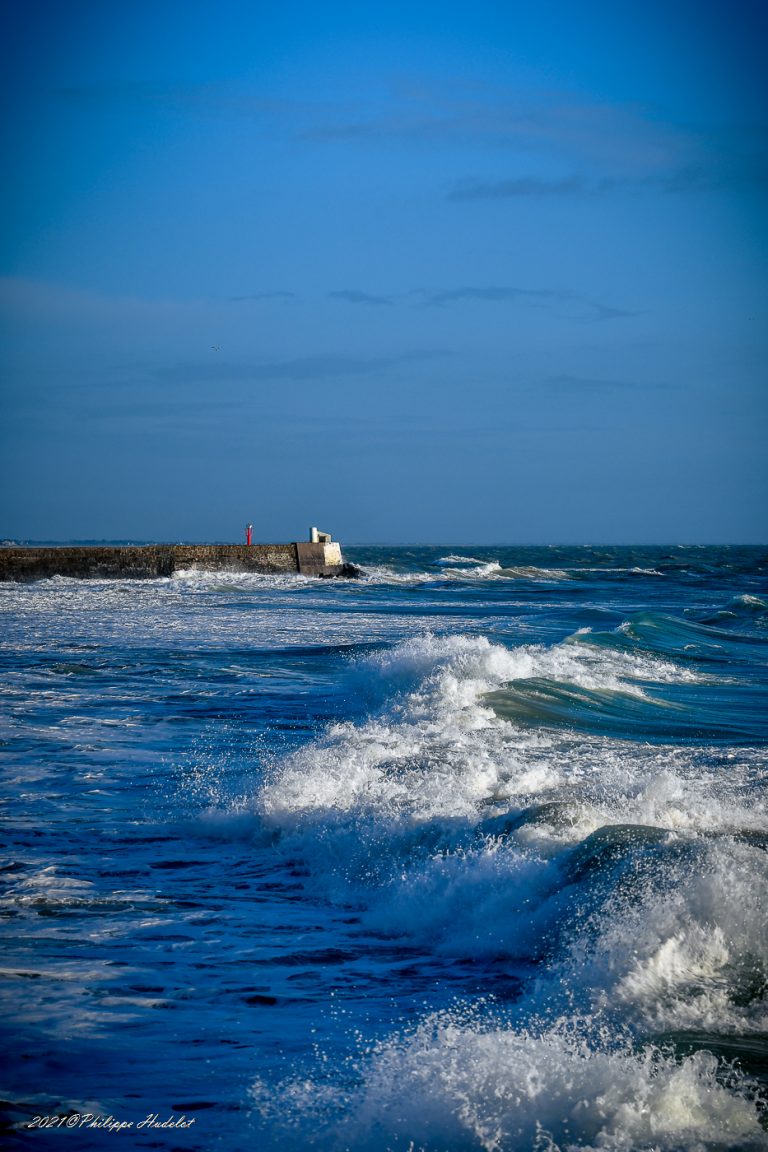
(248, 628, 768, 1148)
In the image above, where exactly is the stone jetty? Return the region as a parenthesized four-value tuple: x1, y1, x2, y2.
(0, 535, 356, 582)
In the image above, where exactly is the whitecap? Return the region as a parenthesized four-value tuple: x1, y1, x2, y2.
(254, 1008, 768, 1151)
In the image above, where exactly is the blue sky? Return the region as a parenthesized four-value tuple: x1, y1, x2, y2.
(1, 0, 766, 543)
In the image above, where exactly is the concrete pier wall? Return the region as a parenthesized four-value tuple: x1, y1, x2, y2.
(0, 543, 348, 582)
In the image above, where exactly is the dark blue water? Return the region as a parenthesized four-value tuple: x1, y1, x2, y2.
(2, 546, 767, 1149)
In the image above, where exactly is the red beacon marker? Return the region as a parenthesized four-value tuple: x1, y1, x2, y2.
(245, 524, 253, 546)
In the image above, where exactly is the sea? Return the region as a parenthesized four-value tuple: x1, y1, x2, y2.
(1, 544, 767, 1151)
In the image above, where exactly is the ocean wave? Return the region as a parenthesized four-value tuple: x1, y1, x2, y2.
(436, 554, 485, 565)
(559, 566, 665, 577)
(172, 567, 313, 591)
(247, 622, 768, 1142)
(496, 565, 572, 581)
(205, 624, 768, 1149)
(701, 594, 768, 629)
(4, 567, 319, 596)
(359, 562, 573, 584)
(736, 594, 768, 611)
(356, 564, 438, 585)
(7, 544, 767, 1150)
(258, 633, 705, 825)
(252, 635, 767, 983)
(548, 831, 768, 1035)
(257, 633, 757, 829)
(435, 556, 574, 580)
(248, 631, 767, 1079)
(575, 611, 768, 669)
(484, 678, 755, 742)
(253, 1007, 767, 1151)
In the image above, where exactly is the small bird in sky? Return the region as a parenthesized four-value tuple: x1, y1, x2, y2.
(211, 344, 220, 352)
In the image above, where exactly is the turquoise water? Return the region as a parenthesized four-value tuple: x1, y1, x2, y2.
(1, 546, 767, 1149)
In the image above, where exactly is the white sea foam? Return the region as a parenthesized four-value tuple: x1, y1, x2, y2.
(171, 567, 313, 591)
(356, 564, 437, 585)
(360, 562, 573, 584)
(436, 554, 485, 565)
(259, 632, 710, 827)
(260, 634, 560, 826)
(7, 865, 95, 903)
(251, 628, 768, 1104)
(497, 565, 572, 581)
(465, 561, 505, 578)
(343, 1020, 766, 1152)
(434, 559, 574, 582)
(254, 1010, 768, 1151)
(563, 835, 768, 1035)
